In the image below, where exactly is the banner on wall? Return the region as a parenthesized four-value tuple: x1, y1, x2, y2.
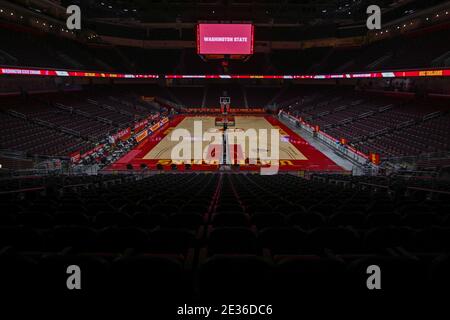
(149, 122, 161, 133)
(186, 108, 221, 113)
(141, 96, 155, 102)
(41, 159, 62, 170)
(80, 144, 105, 159)
(347, 145, 369, 160)
(136, 130, 148, 143)
(109, 127, 131, 144)
(184, 108, 265, 113)
(161, 117, 169, 125)
(370, 153, 381, 165)
(148, 117, 170, 134)
(0, 67, 159, 79)
(69, 151, 81, 163)
(134, 120, 148, 133)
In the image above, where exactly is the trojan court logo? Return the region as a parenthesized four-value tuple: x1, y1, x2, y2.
(170, 120, 280, 175)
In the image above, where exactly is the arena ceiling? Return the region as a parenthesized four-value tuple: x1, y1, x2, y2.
(79, 0, 448, 25)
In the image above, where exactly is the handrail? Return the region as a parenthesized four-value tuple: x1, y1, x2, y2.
(358, 182, 389, 189)
(407, 186, 450, 195)
(0, 186, 45, 195)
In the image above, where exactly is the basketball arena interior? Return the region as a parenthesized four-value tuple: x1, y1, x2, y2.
(1, 0, 450, 312)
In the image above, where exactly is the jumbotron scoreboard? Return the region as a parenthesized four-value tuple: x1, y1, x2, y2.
(197, 23, 254, 61)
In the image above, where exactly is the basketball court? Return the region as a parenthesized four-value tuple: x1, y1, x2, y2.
(143, 116, 307, 162)
(108, 115, 344, 172)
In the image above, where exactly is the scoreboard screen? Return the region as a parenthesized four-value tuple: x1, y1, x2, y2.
(197, 23, 254, 55)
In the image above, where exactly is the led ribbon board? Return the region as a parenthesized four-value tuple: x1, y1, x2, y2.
(0, 67, 159, 79)
(2, 67, 450, 79)
(165, 69, 450, 79)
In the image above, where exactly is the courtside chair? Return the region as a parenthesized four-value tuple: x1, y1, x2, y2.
(272, 256, 347, 298)
(198, 255, 272, 300)
(97, 226, 148, 253)
(286, 211, 326, 229)
(365, 212, 401, 228)
(307, 227, 361, 255)
(329, 211, 366, 228)
(54, 211, 90, 227)
(111, 255, 188, 299)
(211, 212, 251, 228)
(0, 249, 40, 295)
(0, 226, 44, 251)
(132, 212, 168, 229)
(250, 212, 285, 229)
(199, 227, 258, 262)
(363, 226, 416, 254)
(44, 226, 98, 253)
(257, 226, 307, 260)
(147, 227, 196, 269)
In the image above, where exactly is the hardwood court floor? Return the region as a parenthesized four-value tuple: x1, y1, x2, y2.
(143, 116, 307, 161)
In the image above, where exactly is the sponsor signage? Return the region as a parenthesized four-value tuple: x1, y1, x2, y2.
(2, 67, 450, 80)
(0, 67, 158, 79)
(134, 120, 148, 132)
(165, 68, 450, 80)
(69, 151, 81, 163)
(80, 144, 105, 159)
(136, 130, 148, 143)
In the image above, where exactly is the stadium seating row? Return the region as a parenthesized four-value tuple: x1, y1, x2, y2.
(0, 90, 160, 157)
(1, 173, 449, 297)
(284, 88, 450, 159)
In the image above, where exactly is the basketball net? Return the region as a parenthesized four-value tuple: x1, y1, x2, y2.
(220, 97, 230, 115)
(220, 102, 227, 115)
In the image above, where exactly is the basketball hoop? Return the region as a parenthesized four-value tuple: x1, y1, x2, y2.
(220, 96, 231, 115)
